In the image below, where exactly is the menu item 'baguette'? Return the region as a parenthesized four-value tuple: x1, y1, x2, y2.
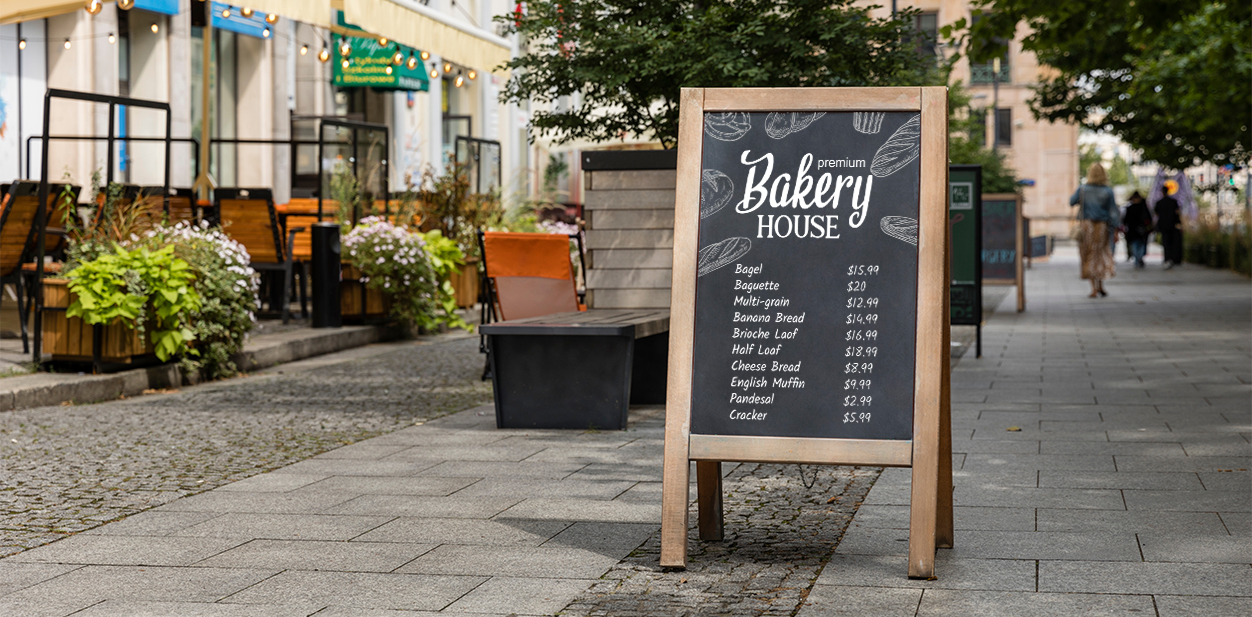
(704, 112, 752, 141)
(698, 237, 752, 277)
(764, 112, 825, 139)
(870, 114, 921, 178)
(701, 170, 735, 219)
(880, 216, 919, 246)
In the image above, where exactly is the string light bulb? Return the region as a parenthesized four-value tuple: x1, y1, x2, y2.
(406, 53, 418, 70)
(385, 66, 393, 75)
(85, 0, 102, 15)
(64, 38, 72, 49)
(265, 13, 278, 24)
(262, 27, 271, 38)
(318, 47, 330, 62)
(379, 37, 388, 46)
(18, 39, 26, 50)
(442, 61, 452, 73)
(240, 7, 253, 17)
(221, 8, 231, 18)
(118, 0, 135, 9)
(341, 59, 350, 69)
(420, 50, 429, 60)
(108, 32, 116, 44)
(150, 22, 159, 34)
(455, 74, 464, 88)
(467, 69, 477, 80)
(429, 67, 439, 79)
(338, 38, 351, 57)
(393, 50, 404, 65)
(300, 45, 309, 56)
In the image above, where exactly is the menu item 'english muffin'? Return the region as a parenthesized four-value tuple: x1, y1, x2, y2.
(764, 112, 825, 139)
(698, 237, 752, 277)
(870, 114, 921, 178)
(701, 170, 735, 219)
(704, 112, 752, 141)
(880, 216, 919, 246)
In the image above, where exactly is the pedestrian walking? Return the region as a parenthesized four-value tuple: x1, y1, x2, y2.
(1122, 192, 1154, 268)
(1070, 163, 1118, 297)
(1154, 190, 1183, 268)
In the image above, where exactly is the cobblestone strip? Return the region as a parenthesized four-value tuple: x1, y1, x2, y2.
(0, 337, 492, 557)
(562, 463, 881, 617)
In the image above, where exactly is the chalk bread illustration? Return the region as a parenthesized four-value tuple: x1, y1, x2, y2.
(853, 112, 885, 134)
(764, 112, 825, 139)
(701, 170, 735, 219)
(698, 237, 752, 277)
(880, 216, 919, 246)
(704, 112, 752, 141)
(870, 114, 921, 178)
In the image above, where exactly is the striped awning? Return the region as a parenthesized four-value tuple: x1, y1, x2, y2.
(221, 0, 333, 29)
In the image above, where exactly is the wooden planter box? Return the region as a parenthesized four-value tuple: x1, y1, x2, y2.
(447, 259, 480, 308)
(341, 264, 391, 321)
(41, 278, 154, 363)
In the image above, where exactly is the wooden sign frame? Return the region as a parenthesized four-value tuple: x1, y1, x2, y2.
(660, 87, 953, 579)
(981, 193, 1026, 312)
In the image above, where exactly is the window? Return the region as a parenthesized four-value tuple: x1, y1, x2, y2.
(994, 108, 1012, 147)
(968, 108, 986, 147)
(914, 12, 938, 58)
(968, 14, 1010, 84)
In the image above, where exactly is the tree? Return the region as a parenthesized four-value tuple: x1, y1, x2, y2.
(950, 0, 1250, 168)
(497, 0, 940, 148)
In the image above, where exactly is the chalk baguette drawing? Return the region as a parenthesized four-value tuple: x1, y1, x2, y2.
(870, 114, 921, 178)
(698, 237, 752, 277)
(880, 216, 919, 246)
(704, 112, 752, 141)
(701, 170, 735, 219)
(764, 112, 825, 139)
(853, 112, 885, 134)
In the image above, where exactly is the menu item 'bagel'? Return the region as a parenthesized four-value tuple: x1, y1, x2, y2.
(764, 112, 825, 139)
(870, 114, 921, 178)
(704, 112, 752, 141)
(880, 216, 919, 246)
(698, 237, 752, 277)
(701, 170, 735, 219)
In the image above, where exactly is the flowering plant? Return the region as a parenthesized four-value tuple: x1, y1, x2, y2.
(141, 221, 259, 379)
(343, 217, 445, 332)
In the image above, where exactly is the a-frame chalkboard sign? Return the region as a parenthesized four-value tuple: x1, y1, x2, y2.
(661, 87, 953, 578)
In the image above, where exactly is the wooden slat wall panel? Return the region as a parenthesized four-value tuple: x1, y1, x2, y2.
(584, 189, 675, 210)
(590, 249, 673, 269)
(588, 288, 671, 309)
(586, 229, 674, 249)
(587, 170, 677, 190)
(586, 269, 672, 289)
(589, 209, 675, 230)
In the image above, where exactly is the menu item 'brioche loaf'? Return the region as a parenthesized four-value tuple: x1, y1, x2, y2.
(870, 114, 921, 178)
(701, 170, 735, 219)
(698, 237, 752, 277)
(704, 112, 752, 141)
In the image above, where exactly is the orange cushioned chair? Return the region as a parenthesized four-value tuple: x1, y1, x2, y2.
(480, 231, 585, 321)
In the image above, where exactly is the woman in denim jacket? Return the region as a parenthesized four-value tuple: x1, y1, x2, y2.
(1069, 163, 1118, 297)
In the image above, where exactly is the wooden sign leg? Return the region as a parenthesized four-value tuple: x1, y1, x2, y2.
(938, 196, 955, 549)
(908, 440, 939, 578)
(696, 461, 724, 541)
(659, 437, 691, 569)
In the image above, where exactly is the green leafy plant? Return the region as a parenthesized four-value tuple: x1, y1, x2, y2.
(65, 244, 201, 362)
(343, 217, 464, 333)
(421, 230, 472, 331)
(329, 161, 364, 229)
(416, 163, 505, 260)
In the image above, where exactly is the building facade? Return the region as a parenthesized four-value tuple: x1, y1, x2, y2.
(0, 0, 529, 205)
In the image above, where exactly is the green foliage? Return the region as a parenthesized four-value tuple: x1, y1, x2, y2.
(951, 0, 1250, 167)
(142, 222, 259, 380)
(66, 245, 201, 362)
(498, 0, 942, 148)
(343, 217, 462, 333)
(329, 161, 364, 228)
(948, 84, 1020, 193)
(420, 230, 472, 332)
(416, 163, 505, 259)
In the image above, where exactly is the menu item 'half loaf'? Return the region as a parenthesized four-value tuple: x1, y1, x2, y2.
(870, 114, 921, 178)
(701, 170, 735, 219)
(880, 216, 919, 246)
(704, 112, 752, 141)
(698, 237, 752, 277)
(764, 112, 825, 139)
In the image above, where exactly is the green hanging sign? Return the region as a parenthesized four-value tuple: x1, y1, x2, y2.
(332, 35, 430, 92)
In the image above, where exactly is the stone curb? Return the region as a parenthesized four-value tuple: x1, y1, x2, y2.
(0, 324, 398, 412)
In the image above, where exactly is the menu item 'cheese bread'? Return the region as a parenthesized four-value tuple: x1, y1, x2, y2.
(870, 114, 921, 178)
(704, 112, 752, 141)
(698, 236, 752, 277)
(701, 170, 735, 219)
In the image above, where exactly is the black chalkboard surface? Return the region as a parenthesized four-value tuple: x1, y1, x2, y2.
(689, 111, 921, 441)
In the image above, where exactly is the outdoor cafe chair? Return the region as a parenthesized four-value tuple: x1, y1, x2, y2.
(216, 188, 305, 324)
(0, 181, 80, 353)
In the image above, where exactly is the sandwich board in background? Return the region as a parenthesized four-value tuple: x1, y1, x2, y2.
(660, 87, 953, 578)
(981, 193, 1025, 312)
(950, 165, 983, 357)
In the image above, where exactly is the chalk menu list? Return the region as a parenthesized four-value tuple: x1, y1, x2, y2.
(690, 111, 921, 440)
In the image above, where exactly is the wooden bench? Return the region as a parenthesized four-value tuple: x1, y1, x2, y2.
(479, 308, 669, 430)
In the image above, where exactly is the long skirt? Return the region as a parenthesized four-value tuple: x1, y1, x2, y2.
(1079, 220, 1116, 280)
